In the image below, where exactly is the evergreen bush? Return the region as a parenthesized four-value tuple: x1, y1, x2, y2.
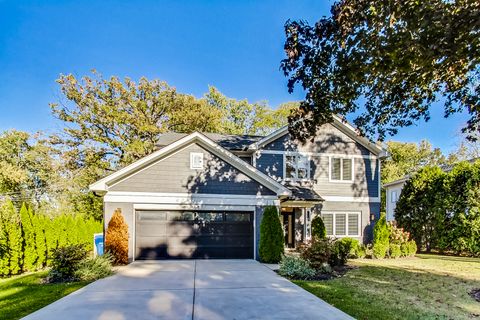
(258, 206, 284, 263)
(389, 243, 402, 258)
(74, 254, 114, 281)
(311, 216, 327, 240)
(105, 209, 129, 265)
(48, 244, 88, 282)
(278, 255, 316, 280)
(373, 212, 390, 258)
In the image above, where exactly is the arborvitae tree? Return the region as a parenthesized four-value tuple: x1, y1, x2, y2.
(105, 209, 129, 265)
(0, 201, 10, 276)
(373, 212, 390, 258)
(311, 216, 327, 240)
(0, 200, 23, 275)
(259, 206, 284, 263)
(33, 213, 47, 268)
(20, 203, 37, 271)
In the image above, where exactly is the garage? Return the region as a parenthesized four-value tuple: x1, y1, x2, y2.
(135, 210, 254, 260)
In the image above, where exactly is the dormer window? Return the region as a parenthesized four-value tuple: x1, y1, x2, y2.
(190, 152, 204, 169)
(285, 154, 310, 181)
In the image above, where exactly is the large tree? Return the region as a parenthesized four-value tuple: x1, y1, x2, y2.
(282, 0, 479, 142)
(0, 130, 56, 205)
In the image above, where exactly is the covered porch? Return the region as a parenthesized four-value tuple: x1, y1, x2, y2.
(280, 185, 323, 248)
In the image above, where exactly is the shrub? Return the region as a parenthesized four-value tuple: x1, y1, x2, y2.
(337, 237, 361, 258)
(401, 240, 417, 257)
(300, 238, 332, 270)
(311, 216, 327, 240)
(373, 213, 390, 258)
(278, 255, 316, 280)
(330, 239, 351, 266)
(48, 244, 88, 282)
(259, 206, 284, 263)
(389, 243, 402, 258)
(74, 254, 114, 281)
(105, 209, 129, 265)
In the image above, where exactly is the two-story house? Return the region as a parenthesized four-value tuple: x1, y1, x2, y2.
(90, 116, 386, 261)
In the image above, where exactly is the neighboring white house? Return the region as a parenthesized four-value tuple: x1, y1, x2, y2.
(383, 177, 409, 221)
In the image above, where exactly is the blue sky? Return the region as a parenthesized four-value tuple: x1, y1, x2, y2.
(0, 0, 469, 153)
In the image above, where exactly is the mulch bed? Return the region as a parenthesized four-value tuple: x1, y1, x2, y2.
(470, 288, 480, 302)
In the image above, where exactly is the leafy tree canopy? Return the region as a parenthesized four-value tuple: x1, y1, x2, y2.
(382, 140, 449, 184)
(282, 0, 479, 142)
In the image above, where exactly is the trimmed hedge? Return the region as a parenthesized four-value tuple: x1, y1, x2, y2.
(0, 199, 102, 277)
(258, 206, 284, 263)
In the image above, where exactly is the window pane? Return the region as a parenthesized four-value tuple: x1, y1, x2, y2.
(169, 211, 195, 221)
(331, 158, 341, 180)
(297, 155, 308, 179)
(286, 155, 296, 179)
(197, 212, 223, 222)
(322, 214, 334, 235)
(225, 213, 250, 222)
(342, 159, 352, 181)
(137, 211, 167, 221)
(348, 214, 359, 236)
(335, 213, 346, 236)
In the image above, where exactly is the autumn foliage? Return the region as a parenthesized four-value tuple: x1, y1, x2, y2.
(105, 209, 129, 265)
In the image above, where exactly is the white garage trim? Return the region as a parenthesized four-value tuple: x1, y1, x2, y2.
(105, 191, 280, 206)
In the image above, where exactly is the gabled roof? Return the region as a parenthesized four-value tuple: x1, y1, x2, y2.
(156, 132, 263, 151)
(248, 115, 386, 156)
(90, 132, 291, 196)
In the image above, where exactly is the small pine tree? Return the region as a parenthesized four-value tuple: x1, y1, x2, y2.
(311, 216, 327, 240)
(373, 212, 390, 258)
(105, 209, 129, 265)
(20, 203, 37, 271)
(258, 206, 284, 263)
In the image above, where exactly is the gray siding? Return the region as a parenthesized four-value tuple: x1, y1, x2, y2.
(310, 157, 379, 198)
(256, 153, 283, 181)
(263, 123, 371, 156)
(255, 122, 380, 199)
(110, 143, 275, 196)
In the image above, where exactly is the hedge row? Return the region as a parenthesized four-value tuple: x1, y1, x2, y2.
(0, 200, 102, 276)
(395, 161, 480, 256)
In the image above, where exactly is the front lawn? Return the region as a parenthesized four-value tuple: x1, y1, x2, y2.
(294, 254, 480, 320)
(0, 271, 89, 320)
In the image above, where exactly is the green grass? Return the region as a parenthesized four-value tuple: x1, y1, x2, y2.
(294, 254, 480, 320)
(0, 271, 89, 320)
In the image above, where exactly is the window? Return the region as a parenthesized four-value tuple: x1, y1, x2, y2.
(285, 154, 310, 180)
(320, 212, 360, 237)
(190, 152, 204, 169)
(330, 157, 353, 182)
(391, 191, 398, 203)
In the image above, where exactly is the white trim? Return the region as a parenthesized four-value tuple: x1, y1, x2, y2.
(106, 191, 279, 200)
(328, 156, 354, 183)
(253, 209, 256, 260)
(258, 149, 376, 160)
(89, 132, 291, 197)
(321, 196, 380, 203)
(249, 127, 289, 151)
(378, 158, 381, 200)
(104, 192, 280, 206)
(133, 203, 256, 211)
(320, 211, 361, 237)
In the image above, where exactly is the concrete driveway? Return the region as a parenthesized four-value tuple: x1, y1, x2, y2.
(24, 260, 353, 320)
